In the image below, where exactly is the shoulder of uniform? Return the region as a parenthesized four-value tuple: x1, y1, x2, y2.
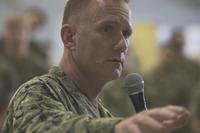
(97, 98, 113, 117)
(13, 77, 45, 96)
(10, 74, 57, 106)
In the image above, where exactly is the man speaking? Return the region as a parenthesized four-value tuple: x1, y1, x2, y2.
(2, 0, 190, 132)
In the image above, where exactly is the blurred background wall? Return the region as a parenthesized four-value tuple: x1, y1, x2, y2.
(131, 0, 200, 26)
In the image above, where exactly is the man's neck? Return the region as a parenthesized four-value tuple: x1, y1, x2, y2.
(59, 51, 105, 98)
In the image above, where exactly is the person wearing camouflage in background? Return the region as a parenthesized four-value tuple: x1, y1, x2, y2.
(2, 0, 191, 133)
(190, 88, 200, 133)
(22, 7, 51, 65)
(0, 15, 48, 84)
(144, 29, 200, 133)
(0, 15, 48, 131)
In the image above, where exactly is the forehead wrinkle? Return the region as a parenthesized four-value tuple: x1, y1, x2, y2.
(96, 0, 123, 7)
(90, 0, 131, 25)
(96, 0, 107, 7)
(104, 8, 131, 26)
(105, 8, 129, 20)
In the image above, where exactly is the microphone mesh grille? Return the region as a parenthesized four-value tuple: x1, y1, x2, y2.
(123, 73, 144, 95)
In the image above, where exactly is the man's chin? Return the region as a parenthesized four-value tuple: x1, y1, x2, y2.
(108, 69, 122, 80)
(97, 67, 122, 82)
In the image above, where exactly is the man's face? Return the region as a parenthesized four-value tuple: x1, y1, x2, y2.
(73, 0, 132, 81)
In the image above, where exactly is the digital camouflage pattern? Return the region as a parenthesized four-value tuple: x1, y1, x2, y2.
(2, 66, 121, 133)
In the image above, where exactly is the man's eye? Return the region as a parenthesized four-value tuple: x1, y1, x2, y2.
(102, 25, 114, 33)
(122, 30, 131, 38)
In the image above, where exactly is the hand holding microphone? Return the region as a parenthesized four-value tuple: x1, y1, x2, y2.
(113, 73, 191, 133)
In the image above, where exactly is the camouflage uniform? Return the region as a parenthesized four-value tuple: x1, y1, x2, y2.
(2, 67, 121, 133)
(144, 57, 200, 133)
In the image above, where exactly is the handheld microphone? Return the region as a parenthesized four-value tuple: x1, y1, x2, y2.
(123, 73, 147, 113)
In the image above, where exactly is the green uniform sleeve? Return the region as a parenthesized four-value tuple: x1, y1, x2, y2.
(2, 83, 122, 133)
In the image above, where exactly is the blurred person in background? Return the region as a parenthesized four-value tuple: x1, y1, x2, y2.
(144, 28, 200, 133)
(0, 9, 50, 130)
(0, 15, 48, 124)
(0, 15, 48, 83)
(22, 7, 51, 65)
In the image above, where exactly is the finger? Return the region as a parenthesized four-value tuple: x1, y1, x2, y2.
(161, 107, 191, 131)
(165, 105, 191, 122)
(165, 105, 190, 115)
(133, 114, 168, 133)
(163, 114, 190, 131)
(143, 108, 177, 122)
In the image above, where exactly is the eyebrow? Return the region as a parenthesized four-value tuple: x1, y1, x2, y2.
(97, 19, 121, 26)
(97, 18, 133, 36)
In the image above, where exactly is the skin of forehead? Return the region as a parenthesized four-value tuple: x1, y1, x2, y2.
(85, 0, 131, 25)
(96, 0, 127, 6)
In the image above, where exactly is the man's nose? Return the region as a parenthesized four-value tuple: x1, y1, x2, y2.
(114, 34, 128, 53)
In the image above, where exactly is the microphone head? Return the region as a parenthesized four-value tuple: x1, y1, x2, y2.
(123, 73, 144, 95)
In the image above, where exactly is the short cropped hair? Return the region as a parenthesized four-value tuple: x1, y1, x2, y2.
(62, 0, 91, 25)
(62, 0, 129, 25)
(5, 15, 23, 31)
(24, 7, 47, 27)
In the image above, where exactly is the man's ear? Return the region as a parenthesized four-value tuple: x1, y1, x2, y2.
(61, 24, 76, 50)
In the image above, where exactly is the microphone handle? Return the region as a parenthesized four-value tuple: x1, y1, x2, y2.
(129, 92, 147, 113)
